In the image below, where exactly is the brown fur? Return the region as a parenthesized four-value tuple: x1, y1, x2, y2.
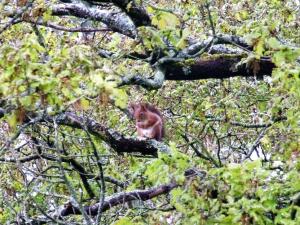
(129, 103, 164, 141)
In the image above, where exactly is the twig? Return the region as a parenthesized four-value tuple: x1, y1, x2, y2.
(32, 24, 47, 48)
(181, 134, 210, 160)
(15, 19, 112, 33)
(204, 2, 216, 37)
(84, 127, 106, 225)
(210, 125, 222, 167)
(53, 119, 92, 225)
(0, 115, 44, 155)
(245, 127, 268, 160)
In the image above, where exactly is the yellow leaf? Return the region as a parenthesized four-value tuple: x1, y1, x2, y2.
(152, 12, 179, 30)
(254, 39, 264, 56)
(7, 112, 18, 130)
(80, 98, 90, 110)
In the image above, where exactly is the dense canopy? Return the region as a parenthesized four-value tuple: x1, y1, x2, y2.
(0, 0, 299, 224)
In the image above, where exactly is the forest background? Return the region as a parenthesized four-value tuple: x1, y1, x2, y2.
(0, 0, 299, 224)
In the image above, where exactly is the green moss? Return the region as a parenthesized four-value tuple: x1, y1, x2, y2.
(175, 54, 247, 67)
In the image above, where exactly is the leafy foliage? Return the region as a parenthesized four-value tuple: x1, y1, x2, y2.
(0, 0, 299, 224)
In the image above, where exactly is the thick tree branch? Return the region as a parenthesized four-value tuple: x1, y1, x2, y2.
(52, 3, 137, 38)
(164, 55, 275, 80)
(0, 109, 169, 156)
(59, 168, 205, 217)
(118, 67, 165, 89)
(16, 180, 179, 223)
(216, 34, 253, 51)
(180, 34, 251, 58)
(60, 182, 178, 216)
(47, 112, 169, 156)
(16, 169, 202, 223)
(117, 55, 275, 88)
(86, 0, 151, 27)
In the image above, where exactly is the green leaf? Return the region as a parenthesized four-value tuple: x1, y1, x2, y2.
(267, 37, 281, 50)
(112, 217, 134, 225)
(254, 39, 265, 56)
(152, 12, 180, 30)
(6, 112, 18, 129)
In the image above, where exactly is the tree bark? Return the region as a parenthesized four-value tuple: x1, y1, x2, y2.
(164, 56, 275, 80)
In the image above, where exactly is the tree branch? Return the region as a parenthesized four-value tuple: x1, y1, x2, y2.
(118, 66, 165, 89)
(47, 112, 170, 156)
(15, 18, 112, 33)
(0, 109, 170, 156)
(86, 0, 151, 27)
(244, 127, 269, 160)
(117, 54, 275, 89)
(51, 3, 137, 38)
(164, 55, 275, 80)
(60, 182, 178, 216)
(179, 35, 251, 57)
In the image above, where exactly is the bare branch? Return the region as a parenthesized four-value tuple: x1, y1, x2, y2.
(16, 18, 112, 33)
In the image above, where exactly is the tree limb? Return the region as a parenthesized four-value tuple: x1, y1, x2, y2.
(60, 182, 178, 216)
(86, 0, 151, 27)
(51, 3, 137, 38)
(164, 55, 275, 80)
(117, 54, 275, 89)
(15, 18, 112, 33)
(0, 109, 170, 156)
(47, 112, 170, 156)
(118, 66, 165, 89)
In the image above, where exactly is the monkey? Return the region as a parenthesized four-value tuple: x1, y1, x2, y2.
(129, 103, 164, 141)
